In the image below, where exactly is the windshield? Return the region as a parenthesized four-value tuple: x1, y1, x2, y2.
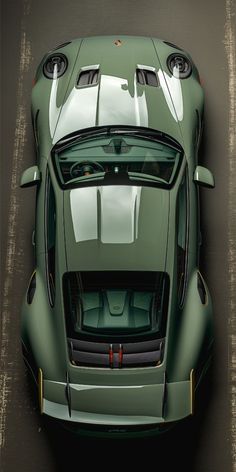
(53, 130, 182, 188)
(63, 271, 169, 341)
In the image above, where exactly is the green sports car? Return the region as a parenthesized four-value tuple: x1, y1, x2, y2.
(20, 36, 215, 436)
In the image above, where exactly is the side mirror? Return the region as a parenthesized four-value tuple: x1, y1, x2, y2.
(20, 166, 41, 188)
(193, 165, 215, 189)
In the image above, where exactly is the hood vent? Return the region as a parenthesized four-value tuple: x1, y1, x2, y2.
(53, 41, 72, 50)
(136, 67, 159, 87)
(77, 67, 99, 87)
(163, 40, 183, 51)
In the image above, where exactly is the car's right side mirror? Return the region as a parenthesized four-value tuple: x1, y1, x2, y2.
(20, 166, 41, 188)
(193, 165, 215, 189)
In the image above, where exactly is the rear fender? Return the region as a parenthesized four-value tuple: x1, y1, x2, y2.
(169, 269, 213, 381)
(21, 268, 66, 381)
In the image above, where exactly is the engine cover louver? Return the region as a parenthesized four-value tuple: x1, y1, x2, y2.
(68, 337, 165, 369)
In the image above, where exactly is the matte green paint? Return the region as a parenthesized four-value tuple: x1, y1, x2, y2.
(21, 36, 214, 435)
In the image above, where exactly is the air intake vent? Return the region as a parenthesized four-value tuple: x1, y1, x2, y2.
(77, 68, 99, 86)
(136, 68, 158, 87)
(163, 40, 183, 51)
(53, 41, 72, 50)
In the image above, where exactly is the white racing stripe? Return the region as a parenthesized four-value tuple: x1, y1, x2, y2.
(0, 1, 31, 450)
(224, 0, 236, 470)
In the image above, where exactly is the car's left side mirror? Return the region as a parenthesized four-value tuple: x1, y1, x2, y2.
(193, 165, 215, 189)
(20, 166, 41, 188)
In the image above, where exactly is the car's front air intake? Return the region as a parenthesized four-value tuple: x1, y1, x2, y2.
(136, 68, 159, 87)
(68, 337, 165, 369)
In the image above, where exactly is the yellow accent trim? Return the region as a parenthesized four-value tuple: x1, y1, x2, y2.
(38, 368, 43, 414)
(190, 369, 195, 415)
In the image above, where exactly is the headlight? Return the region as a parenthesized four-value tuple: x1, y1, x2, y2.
(167, 53, 192, 79)
(43, 53, 68, 79)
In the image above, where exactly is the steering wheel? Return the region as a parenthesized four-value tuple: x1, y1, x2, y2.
(70, 160, 105, 178)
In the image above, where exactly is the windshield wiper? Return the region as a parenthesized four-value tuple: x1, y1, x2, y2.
(52, 125, 183, 154)
(128, 172, 168, 185)
(54, 127, 112, 153)
(64, 170, 169, 188)
(64, 172, 105, 185)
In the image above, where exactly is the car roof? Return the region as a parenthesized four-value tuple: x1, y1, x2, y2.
(63, 184, 170, 272)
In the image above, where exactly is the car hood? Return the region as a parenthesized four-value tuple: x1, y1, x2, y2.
(63, 185, 169, 272)
(50, 36, 183, 146)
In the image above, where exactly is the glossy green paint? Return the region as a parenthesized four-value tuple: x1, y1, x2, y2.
(64, 186, 169, 271)
(42, 377, 191, 424)
(31, 36, 203, 155)
(194, 165, 215, 188)
(21, 36, 214, 434)
(20, 165, 40, 188)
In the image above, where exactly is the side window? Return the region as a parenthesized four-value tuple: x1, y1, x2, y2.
(45, 172, 56, 305)
(177, 169, 188, 305)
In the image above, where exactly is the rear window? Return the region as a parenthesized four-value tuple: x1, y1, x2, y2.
(63, 271, 169, 341)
